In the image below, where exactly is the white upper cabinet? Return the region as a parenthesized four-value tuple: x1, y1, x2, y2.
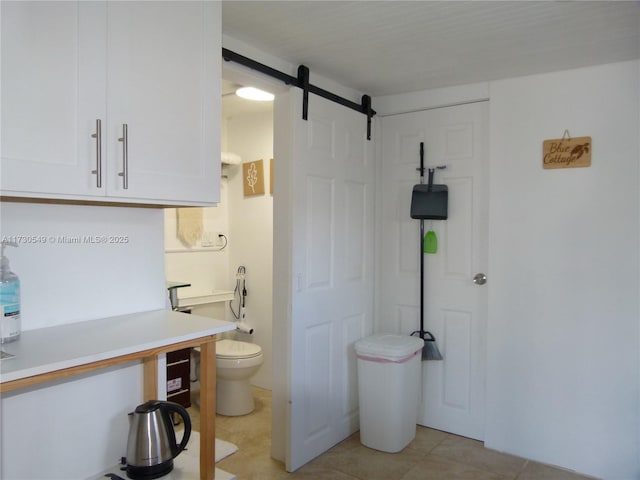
(104, 2, 220, 203)
(1, 1, 220, 206)
(1, 2, 106, 198)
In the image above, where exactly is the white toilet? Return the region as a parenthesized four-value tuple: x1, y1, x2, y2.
(216, 339, 264, 416)
(193, 338, 264, 416)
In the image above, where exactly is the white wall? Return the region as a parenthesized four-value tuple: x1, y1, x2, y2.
(225, 109, 274, 390)
(1, 203, 166, 328)
(271, 89, 296, 463)
(486, 61, 639, 479)
(0, 202, 165, 479)
(164, 180, 230, 309)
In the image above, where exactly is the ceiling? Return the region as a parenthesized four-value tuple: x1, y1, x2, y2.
(221, 1, 640, 99)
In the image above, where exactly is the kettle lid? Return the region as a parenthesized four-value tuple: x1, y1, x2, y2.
(134, 400, 164, 414)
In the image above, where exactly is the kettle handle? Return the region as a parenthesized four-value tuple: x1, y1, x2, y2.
(160, 401, 192, 458)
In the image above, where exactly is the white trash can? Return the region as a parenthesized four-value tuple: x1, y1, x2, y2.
(354, 334, 424, 453)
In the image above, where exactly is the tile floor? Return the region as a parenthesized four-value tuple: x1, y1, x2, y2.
(187, 387, 598, 480)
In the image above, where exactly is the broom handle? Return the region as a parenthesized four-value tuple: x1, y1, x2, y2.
(420, 218, 425, 337)
(419, 142, 425, 181)
(419, 142, 426, 338)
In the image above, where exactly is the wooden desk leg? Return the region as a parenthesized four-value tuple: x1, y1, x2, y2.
(143, 354, 159, 401)
(199, 337, 216, 480)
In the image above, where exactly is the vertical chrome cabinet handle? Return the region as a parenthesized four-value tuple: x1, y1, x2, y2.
(90, 119, 102, 188)
(117, 123, 129, 190)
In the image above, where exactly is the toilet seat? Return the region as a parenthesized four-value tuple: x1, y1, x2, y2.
(216, 339, 262, 360)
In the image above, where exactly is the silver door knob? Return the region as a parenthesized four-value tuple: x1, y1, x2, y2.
(473, 273, 487, 285)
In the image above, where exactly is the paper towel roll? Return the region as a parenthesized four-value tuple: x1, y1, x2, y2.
(221, 152, 242, 165)
(236, 322, 254, 334)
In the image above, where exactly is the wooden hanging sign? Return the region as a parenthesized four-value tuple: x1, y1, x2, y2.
(542, 133, 591, 169)
(243, 159, 265, 196)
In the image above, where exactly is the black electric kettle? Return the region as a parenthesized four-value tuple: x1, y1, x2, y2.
(125, 400, 191, 479)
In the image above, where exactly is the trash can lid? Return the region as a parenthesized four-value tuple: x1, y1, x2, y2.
(354, 334, 424, 361)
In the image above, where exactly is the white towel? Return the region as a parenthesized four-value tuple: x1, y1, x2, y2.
(170, 430, 238, 480)
(176, 208, 203, 247)
(215, 437, 239, 463)
(180, 431, 238, 463)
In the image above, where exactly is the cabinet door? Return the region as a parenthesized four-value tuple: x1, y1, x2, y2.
(105, 1, 220, 204)
(1, 2, 106, 197)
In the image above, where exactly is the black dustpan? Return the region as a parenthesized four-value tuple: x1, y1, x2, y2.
(410, 183, 448, 220)
(411, 163, 448, 220)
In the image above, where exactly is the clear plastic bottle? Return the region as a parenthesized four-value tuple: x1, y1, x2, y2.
(1, 241, 21, 343)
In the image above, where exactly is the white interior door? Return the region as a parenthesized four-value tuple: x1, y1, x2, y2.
(276, 90, 375, 471)
(379, 101, 488, 440)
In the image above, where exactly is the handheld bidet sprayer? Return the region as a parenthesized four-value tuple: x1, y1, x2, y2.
(230, 265, 247, 320)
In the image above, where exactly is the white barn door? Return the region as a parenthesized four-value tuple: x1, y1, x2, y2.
(275, 90, 375, 471)
(379, 101, 489, 440)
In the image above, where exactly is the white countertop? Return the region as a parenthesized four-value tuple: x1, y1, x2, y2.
(0, 309, 235, 384)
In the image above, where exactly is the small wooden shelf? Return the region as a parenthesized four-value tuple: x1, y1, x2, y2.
(167, 347, 192, 408)
(176, 289, 235, 308)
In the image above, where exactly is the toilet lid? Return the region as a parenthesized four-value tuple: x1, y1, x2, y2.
(216, 339, 262, 359)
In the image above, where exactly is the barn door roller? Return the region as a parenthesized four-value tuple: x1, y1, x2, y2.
(298, 65, 310, 121)
(222, 48, 376, 140)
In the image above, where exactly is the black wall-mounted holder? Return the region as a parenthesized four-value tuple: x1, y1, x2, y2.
(409, 143, 447, 359)
(410, 144, 448, 220)
(222, 48, 376, 140)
